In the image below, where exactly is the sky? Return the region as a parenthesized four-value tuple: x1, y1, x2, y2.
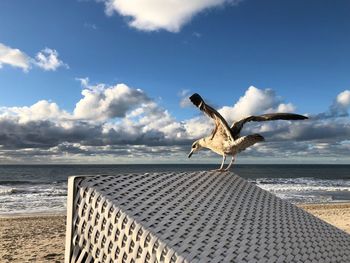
(0, 0, 349, 164)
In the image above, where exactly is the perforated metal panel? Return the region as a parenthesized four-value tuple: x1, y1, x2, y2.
(65, 171, 350, 263)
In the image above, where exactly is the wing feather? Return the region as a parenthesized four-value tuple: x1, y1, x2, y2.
(234, 134, 265, 152)
(190, 93, 233, 141)
(231, 113, 308, 139)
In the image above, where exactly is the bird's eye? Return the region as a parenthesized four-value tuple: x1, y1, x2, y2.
(192, 145, 196, 148)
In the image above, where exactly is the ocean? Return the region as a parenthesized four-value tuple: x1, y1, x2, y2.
(0, 164, 349, 215)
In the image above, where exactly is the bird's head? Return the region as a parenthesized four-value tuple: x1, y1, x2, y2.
(188, 139, 203, 158)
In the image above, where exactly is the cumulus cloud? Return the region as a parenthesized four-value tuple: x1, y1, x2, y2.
(183, 116, 212, 139)
(74, 81, 151, 121)
(0, 119, 95, 149)
(329, 90, 350, 117)
(241, 139, 350, 163)
(101, 0, 242, 32)
(3, 100, 70, 124)
(336, 90, 350, 107)
(0, 43, 31, 71)
(0, 43, 68, 72)
(313, 90, 350, 119)
(0, 84, 349, 163)
(275, 103, 296, 113)
(34, 48, 68, 71)
(73, 79, 188, 142)
(218, 86, 296, 124)
(263, 118, 350, 142)
(0, 81, 188, 151)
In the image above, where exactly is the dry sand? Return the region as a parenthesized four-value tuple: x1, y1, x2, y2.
(0, 203, 349, 263)
(298, 202, 350, 234)
(0, 215, 66, 263)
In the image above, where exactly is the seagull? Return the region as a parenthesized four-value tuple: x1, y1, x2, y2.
(188, 93, 308, 171)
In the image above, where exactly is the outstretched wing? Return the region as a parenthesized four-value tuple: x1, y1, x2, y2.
(231, 113, 308, 139)
(190, 93, 234, 141)
(234, 134, 265, 152)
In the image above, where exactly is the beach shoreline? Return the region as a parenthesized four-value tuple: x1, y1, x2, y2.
(1, 202, 349, 263)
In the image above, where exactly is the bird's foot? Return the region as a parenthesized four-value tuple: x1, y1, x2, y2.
(213, 168, 225, 172)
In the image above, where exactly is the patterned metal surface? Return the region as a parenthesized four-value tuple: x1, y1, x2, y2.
(65, 171, 350, 263)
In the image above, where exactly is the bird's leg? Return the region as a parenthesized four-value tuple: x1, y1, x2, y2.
(215, 155, 226, 171)
(224, 156, 236, 171)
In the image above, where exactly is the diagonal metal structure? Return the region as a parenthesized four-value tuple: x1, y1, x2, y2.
(65, 171, 350, 263)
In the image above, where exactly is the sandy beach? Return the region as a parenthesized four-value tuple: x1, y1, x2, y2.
(0, 203, 349, 263)
(0, 214, 66, 263)
(298, 202, 350, 234)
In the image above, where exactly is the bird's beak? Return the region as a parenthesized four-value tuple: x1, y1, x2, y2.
(188, 149, 194, 158)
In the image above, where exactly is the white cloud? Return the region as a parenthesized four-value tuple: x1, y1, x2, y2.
(336, 90, 350, 106)
(218, 86, 296, 124)
(275, 103, 296, 113)
(0, 43, 68, 72)
(73, 81, 151, 121)
(183, 116, 213, 138)
(76, 77, 90, 88)
(101, 0, 242, 32)
(35, 48, 68, 71)
(179, 89, 192, 108)
(0, 83, 349, 163)
(6, 100, 70, 124)
(136, 102, 185, 139)
(316, 89, 350, 119)
(0, 43, 31, 71)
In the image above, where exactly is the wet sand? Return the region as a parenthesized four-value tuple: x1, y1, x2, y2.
(1, 203, 349, 262)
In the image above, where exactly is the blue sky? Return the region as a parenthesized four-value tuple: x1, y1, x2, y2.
(0, 0, 349, 164)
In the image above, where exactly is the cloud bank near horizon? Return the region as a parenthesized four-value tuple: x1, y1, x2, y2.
(0, 81, 349, 163)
